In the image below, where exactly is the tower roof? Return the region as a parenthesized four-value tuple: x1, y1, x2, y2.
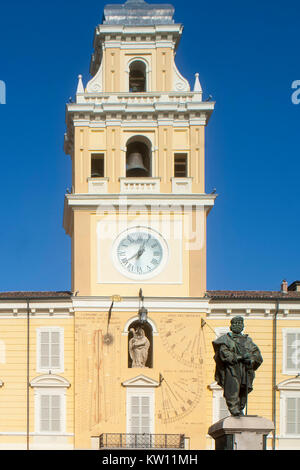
(103, 0, 175, 25)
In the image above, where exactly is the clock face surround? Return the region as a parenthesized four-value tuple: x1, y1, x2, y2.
(112, 226, 169, 280)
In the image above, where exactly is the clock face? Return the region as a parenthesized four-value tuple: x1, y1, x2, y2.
(112, 227, 168, 280)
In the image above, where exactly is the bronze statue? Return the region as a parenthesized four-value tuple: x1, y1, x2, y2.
(212, 316, 263, 417)
(129, 327, 150, 368)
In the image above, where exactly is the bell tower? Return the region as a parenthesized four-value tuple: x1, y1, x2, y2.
(63, 0, 216, 298)
(63, 0, 217, 450)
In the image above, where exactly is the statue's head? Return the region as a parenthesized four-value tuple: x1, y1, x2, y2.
(230, 316, 244, 334)
(135, 327, 144, 336)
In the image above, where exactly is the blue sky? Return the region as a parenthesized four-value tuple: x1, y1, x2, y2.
(0, 0, 299, 292)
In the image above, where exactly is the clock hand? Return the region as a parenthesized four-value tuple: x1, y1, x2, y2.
(136, 240, 147, 259)
(127, 240, 147, 261)
(136, 247, 145, 259)
(127, 250, 140, 261)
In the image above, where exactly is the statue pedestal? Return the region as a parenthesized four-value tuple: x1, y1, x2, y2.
(208, 415, 274, 450)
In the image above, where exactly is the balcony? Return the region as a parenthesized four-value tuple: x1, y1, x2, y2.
(120, 177, 161, 194)
(76, 92, 203, 107)
(98, 433, 185, 450)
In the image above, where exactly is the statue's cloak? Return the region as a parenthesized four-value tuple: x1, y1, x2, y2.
(212, 333, 263, 390)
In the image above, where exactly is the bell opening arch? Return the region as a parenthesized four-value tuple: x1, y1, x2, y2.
(128, 59, 148, 93)
(125, 135, 152, 177)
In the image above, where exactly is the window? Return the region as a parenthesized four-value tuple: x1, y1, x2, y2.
(123, 375, 158, 447)
(40, 393, 62, 433)
(174, 153, 188, 177)
(286, 397, 300, 435)
(129, 61, 146, 93)
(37, 328, 64, 372)
(91, 153, 104, 177)
(130, 396, 151, 434)
(30, 374, 70, 436)
(127, 394, 152, 447)
(283, 329, 300, 374)
(277, 377, 300, 439)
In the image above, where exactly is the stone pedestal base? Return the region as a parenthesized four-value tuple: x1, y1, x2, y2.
(208, 415, 274, 450)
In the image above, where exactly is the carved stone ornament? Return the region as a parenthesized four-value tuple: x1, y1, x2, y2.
(129, 326, 150, 368)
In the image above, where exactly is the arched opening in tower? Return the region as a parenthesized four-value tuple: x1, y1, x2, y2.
(126, 139, 151, 177)
(129, 61, 146, 93)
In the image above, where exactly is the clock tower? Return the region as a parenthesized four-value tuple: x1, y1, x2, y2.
(63, 0, 216, 449)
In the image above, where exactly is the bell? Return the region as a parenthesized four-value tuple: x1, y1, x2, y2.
(126, 152, 149, 177)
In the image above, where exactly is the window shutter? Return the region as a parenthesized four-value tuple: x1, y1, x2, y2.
(40, 395, 50, 432)
(51, 331, 60, 368)
(38, 329, 63, 371)
(286, 397, 300, 435)
(130, 396, 150, 434)
(51, 395, 61, 432)
(286, 332, 300, 371)
(131, 396, 140, 434)
(141, 396, 150, 434)
(40, 394, 61, 432)
(40, 331, 50, 369)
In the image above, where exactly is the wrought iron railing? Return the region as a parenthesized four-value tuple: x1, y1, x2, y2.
(99, 433, 185, 449)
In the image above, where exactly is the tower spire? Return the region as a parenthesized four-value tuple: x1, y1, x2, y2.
(103, 0, 174, 25)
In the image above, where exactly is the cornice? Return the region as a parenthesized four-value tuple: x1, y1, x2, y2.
(71, 295, 211, 312)
(0, 294, 299, 316)
(66, 95, 214, 126)
(64, 193, 217, 209)
(0, 292, 73, 317)
(94, 24, 183, 48)
(64, 97, 213, 149)
(96, 24, 183, 35)
(70, 116, 208, 128)
(63, 193, 215, 235)
(207, 299, 300, 319)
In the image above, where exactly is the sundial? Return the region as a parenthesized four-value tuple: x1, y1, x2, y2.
(157, 370, 204, 424)
(159, 315, 205, 369)
(157, 314, 206, 423)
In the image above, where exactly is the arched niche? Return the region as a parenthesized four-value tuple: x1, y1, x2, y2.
(128, 320, 153, 369)
(129, 60, 147, 93)
(126, 136, 152, 177)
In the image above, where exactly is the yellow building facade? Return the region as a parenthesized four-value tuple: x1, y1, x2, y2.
(0, 0, 300, 451)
